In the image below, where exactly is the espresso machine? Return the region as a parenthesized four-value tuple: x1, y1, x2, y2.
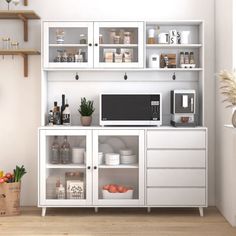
(170, 90, 196, 127)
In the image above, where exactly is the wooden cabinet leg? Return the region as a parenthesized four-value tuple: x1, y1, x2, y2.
(94, 207, 98, 213)
(42, 207, 47, 217)
(147, 207, 151, 213)
(199, 207, 204, 217)
(23, 54, 28, 77)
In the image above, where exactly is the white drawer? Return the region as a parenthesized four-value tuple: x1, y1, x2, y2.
(147, 169, 206, 187)
(147, 188, 206, 206)
(147, 150, 206, 168)
(147, 130, 206, 149)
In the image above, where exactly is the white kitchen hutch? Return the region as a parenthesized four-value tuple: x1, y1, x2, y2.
(39, 21, 207, 217)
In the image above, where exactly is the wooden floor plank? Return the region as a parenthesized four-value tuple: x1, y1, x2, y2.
(0, 207, 235, 236)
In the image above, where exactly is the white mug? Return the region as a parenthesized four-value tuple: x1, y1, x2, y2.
(169, 30, 177, 44)
(158, 33, 169, 44)
(181, 31, 190, 44)
(72, 148, 85, 164)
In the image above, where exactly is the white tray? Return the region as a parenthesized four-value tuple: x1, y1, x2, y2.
(102, 189, 133, 199)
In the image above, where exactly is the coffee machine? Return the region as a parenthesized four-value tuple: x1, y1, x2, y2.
(170, 90, 196, 127)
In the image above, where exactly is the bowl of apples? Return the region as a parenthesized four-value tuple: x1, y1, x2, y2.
(102, 184, 133, 199)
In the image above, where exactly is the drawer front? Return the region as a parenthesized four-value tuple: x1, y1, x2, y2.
(147, 150, 206, 168)
(147, 169, 206, 187)
(147, 130, 206, 149)
(147, 188, 206, 206)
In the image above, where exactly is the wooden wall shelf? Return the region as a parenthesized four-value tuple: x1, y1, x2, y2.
(0, 49, 40, 77)
(0, 10, 40, 41)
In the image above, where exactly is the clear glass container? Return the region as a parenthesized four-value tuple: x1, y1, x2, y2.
(80, 34, 87, 44)
(179, 52, 185, 65)
(189, 52, 195, 64)
(184, 52, 190, 64)
(2, 37, 11, 49)
(60, 136, 71, 164)
(56, 29, 65, 44)
(124, 32, 131, 44)
(50, 136, 60, 164)
(11, 41, 19, 50)
(109, 30, 116, 44)
(61, 50, 68, 63)
(113, 35, 120, 44)
(99, 34, 103, 44)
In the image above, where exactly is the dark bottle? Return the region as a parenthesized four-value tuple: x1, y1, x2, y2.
(53, 101, 61, 125)
(61, 94, 65, 125)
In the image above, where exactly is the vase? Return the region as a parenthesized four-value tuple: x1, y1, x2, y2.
(80, 116, 92, 126)
(232, 107, 236, 128)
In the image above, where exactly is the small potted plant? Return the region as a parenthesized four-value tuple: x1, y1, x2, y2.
(78, 97, 95, 126)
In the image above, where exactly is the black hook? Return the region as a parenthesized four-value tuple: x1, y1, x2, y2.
(172, 72, 176, 80)
(124, 72, 128, 80)
(75, 73, 79, 80)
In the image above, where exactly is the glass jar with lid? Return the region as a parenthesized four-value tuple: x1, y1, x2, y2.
(123, 32, 131, 44)
(113, 35, 120, 44)
(80, 34, 87, 44)
(2, 37, 11, 49)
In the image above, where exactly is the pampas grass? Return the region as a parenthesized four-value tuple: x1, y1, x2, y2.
(218, 70, 236, 108)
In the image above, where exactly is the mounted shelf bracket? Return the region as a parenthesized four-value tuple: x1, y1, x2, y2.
(0, 49, 40, 78)
(0, 10, 40, 42)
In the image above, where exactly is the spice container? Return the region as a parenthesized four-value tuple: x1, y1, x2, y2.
(179, 52, 185, 65)
(113, 35, 120, 44)
(80, 34, 87, 44)
(11, 41, 19, 50)
(124, 32, 131, 44)
(99, 34, 103, 44)
(184, 52, 189, 64)
(57, 184, 65, 199)
(148, 29, 155, 44)
(110, 30, 116, 43)
(189, 52, 195, 64)
(56, 29, 65, 44)
(2, 37, 11, 49)
(54, 50, 62, 63)
(61, 51, 68, 63)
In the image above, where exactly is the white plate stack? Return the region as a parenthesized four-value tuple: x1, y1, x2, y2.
(120, 149, 137, 165)
(105, 153, 120, 166)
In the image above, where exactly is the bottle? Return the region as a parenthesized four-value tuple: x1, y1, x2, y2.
(51, 136, 60, 164)
(60, 136, 71, 164)
(57, 184, 65, 199)
(62, 103, 71, 126)
(53, 101, 61, 125)
(48, 110, 54, 126)
(61, 94, 65, 125)
(184, 52, 190, 64)
(189, 52, 195, 64)
(179, 52, 185, 66)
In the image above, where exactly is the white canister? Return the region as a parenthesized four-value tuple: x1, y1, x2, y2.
(169, 30, 177, 44)
(148, 54, 160, 68)
(72, 148, 85, 164)
(158, 33, 169, 44)
(181, 31, 190, 44)
(148, 29, 155, 38)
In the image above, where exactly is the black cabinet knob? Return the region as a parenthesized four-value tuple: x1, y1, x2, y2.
(75, 73, 79, 80)
(124, 73, 128, 80)
(89, 43, 92, 46)
(87, 166, 91, 170)
(95, 43, 98, 46)
(94, 166, 97, 170)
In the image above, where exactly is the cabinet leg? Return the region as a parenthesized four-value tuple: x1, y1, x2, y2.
(199, 207, 204, 217)
(94, 207, 98, 213)
(42, 207, 47, 217)
(147, 207, 151, 213)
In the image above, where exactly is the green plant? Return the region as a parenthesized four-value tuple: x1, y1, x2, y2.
(78, 97, 95, 116)
(13, 165, 27, 182)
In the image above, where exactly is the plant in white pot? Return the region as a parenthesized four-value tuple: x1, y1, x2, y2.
(78, 97, 95, 126)
(218, 70, 236, 127)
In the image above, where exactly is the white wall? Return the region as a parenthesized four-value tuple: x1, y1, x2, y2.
(215, 0, 236, 226)
(0, 0, 215, 206)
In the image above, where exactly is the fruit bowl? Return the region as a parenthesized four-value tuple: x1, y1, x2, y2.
(102, 189, 133, 199)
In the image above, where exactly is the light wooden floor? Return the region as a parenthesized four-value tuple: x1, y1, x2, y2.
(0, 207, 235, 236)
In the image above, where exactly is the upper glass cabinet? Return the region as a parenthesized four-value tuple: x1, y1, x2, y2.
(43, 22, 94, 68)
(93, 22, 144, 68)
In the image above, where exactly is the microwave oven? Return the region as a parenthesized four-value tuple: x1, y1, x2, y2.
(100, 93, 162, 126)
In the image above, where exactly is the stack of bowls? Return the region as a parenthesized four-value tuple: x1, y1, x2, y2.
(105, 153, 120, 166)
(120, 149, 137, 164)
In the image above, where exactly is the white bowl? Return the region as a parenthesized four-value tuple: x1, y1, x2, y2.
(105, 153, 120, 165)
(102, 189, 133, 199)
(120, 149, 133, 156)
(72, 148, 85, 164)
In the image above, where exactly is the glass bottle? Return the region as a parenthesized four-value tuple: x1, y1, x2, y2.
(60, 136, 71, 164)
(57, 184, 65, 199)
(179, 52, 185, 65)
(50, 136, 60, 164)
(184, 52, 189, 64)
(189, 52, 195, 64)
(80, 34, 87, 44)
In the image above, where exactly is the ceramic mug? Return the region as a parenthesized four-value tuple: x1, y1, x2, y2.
(72, 148, 85, 164)
(181, 31, 190, 44)
(169, 30, 177, 44)
(158, 33, 169, 44)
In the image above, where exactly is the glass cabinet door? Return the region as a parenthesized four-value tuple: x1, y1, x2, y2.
(92, 129, 145, 206)
(43, 22, 93, 68)
(39, 129, 92, 206)
(93, 22, 144, 68)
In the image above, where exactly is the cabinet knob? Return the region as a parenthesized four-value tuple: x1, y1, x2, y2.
(95, 43, 98, 47)
(124, 73, 128, 80)
(89, 43, 92, 46)
(87, 166, 91, 170)
(94, 166, 97, 170)
(75, 73, 79, 80)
